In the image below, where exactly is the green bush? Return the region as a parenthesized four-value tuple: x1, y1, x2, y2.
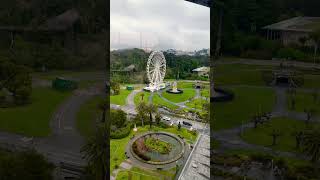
(276, 48, 307, 60)
(110, 109, 127, 128)
(14, 86, 32, 105)
(0, 149, 54, 180)
(110, 122, 131, 139)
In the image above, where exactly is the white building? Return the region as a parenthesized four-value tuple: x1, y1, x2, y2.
(192, 66, 209, 77)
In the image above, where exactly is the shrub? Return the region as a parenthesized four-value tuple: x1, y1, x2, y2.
(276, 48, 307, 60)
(110, 109, 127, 128)
(110, 122, 131, 139)
(14, 86, 32, 105)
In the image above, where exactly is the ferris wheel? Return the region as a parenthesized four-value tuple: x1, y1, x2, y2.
(146, 51, 166, 91)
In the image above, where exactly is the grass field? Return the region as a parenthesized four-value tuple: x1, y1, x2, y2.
(304, 75, 320, 89)
(0, 88, 70, 137)
(214, 86, 275, 130)
(134, 91, 151, 106)
(177, 82, 194, 89)
(241, 117, 319, 153)
(152, 94, 179, 110)
(111, 125, 197, 172)
(76, 96, 102, 137)
(287, 90, 320, 115)
(110, 89, 132, 105)
(116, 167, 176, 180)
(162, 89, 196, 103)
(214, 64, 273, 86)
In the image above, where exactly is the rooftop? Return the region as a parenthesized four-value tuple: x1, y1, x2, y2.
(192, 67, 209, 72)
(0, 9, 79, 32)
(263, 16, 320, 32)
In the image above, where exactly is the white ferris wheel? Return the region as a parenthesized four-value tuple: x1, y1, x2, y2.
(145, 51, 166, 92)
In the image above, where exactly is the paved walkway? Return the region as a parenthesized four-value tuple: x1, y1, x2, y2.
(179, 134, 210, 180)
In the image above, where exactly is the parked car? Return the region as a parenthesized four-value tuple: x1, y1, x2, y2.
(182, 121, 192, 127)
(161, 116, 171, 122)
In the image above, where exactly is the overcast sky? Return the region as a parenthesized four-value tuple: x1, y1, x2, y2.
(110, 0, 210, 51)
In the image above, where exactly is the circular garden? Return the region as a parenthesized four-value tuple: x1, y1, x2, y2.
(128, 132, 185, 166)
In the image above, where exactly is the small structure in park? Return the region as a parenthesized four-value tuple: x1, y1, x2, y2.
(211, 67, 234, 102)
(166, 81, 183, 94)
(192, 66, 209, 77)
(144, 51, 166, 92)
(52, 77, 78, 91)
(262, 16, 320, 46)
(266, 62, 304, 87)
(126, 85, 134, 90)
(0, 9, 80, 51)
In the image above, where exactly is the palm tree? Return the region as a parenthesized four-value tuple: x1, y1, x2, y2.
(98, 99, 108, 123)
(140, 93, 145, 101)
(269, 129, 282, 146)
(136, 101, 148, 126)
(210, 1, 225, 100)
(81, 124, 108, 180)
(146, 103, 157, 129)
(292, 129, 304, 149)
(302, 129, 320, 162)
(310, 29, 320, 65)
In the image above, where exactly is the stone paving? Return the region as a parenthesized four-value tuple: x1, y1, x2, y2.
(179, 135, 210, 180)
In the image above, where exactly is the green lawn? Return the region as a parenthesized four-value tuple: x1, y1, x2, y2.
(76, 96, 102, 137)
(185, 98, 208, 110)
(214, 86, 275, 130)
(242, 117, 319, 153)
(116, 167, 176, 180)
(177, 82, 194, 89)
(110, 89, 132, 105)
(0, 88, 70, 137)
(134, 91, 151, 106)
(214, 63, 273, 86)
(288, 90, 320, 115)
(162, 89, 196, 103)
(111, 125, 197, 172)
(152, 94, 179, 110)
(303, 75, 320, 89)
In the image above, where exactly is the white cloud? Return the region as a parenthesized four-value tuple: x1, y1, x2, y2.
(110, 0, 210, 51)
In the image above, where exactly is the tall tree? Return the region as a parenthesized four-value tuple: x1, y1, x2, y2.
(81, 124, 108, 180)
(303, 129, 320, 162)
(310, 29, 320, 65)
(136, 101, 148, 126)
(146, 103, 157, 129)
(98, 99, 108, 123)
